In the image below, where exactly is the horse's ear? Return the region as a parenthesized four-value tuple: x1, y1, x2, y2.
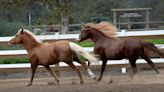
(20, 28, 24, 34)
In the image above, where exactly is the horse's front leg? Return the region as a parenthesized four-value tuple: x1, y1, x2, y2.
(26, 64, 38, 86)
(98, 59, 107, 81)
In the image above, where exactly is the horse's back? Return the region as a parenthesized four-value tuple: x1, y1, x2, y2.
(52, 40, 73, 61)
(33, 40, 72, 65)
(100, 38, 143, 59)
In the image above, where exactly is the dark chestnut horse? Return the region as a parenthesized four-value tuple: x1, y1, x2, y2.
(9, 28, 98, 86)
(79, 21, 164, 81)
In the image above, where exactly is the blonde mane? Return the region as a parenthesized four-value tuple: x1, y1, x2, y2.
(84, 21, 118, 39)
(17, 28, 42, 43)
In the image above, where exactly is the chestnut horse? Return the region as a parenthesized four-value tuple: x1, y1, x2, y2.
(9, 28, 98, 86)
(79, 21, 164, 81)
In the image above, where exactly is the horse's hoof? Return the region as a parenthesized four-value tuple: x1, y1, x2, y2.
(72, 81, 78, 85)
(57, 80, 60, 85)
(90, 74, 96, 80)
(26, 83, 32, 86)
(155, 70, 160, 74)
(92, 76, 97, 80)
(80, 81, 84, 84)
(157, 74, 161, 77)
(109, 79, 113, 84)
(97, 77, 102, 81)
(48, 82, 56, 85)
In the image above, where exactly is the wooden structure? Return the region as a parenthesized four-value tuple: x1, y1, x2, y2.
(111, 8, 152, 30)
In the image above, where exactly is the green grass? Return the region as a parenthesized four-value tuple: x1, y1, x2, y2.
(145, 39, 164, 44)
(0, 58, 29, 64)
(76, 42, 94, 47)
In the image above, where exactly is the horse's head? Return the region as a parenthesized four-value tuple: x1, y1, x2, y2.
(9, 28, 25, 44)
(79, 25, 94, 42)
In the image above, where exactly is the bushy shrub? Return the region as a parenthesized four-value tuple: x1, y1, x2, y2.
(0, 20, 24, 36)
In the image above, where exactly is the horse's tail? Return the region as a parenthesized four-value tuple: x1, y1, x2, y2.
(69, 42, 99, 64)
(143, 42, 164, 58)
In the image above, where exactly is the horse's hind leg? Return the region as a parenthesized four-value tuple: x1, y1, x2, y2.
(129, 58, 137, 78)
(98, 59, 107, 81)
(45, 66, 59, 84)
(142, 55, 159, 74)
(74, 56, 96, 79)
(66, 62, 84, 84)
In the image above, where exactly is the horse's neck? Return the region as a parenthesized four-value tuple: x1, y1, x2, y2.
(90, 30, 111, 43)
(23, 36, 41, 52)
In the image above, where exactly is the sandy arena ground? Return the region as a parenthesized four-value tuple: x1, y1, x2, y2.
(1, 69, 164, 92)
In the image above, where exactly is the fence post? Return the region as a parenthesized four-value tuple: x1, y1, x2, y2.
(121, 30, 126, 36)
(55, 63, 60, 77)
(54, 32, 60, 39)
(127, 21, 132, 31)
(121, 59, 127, 73)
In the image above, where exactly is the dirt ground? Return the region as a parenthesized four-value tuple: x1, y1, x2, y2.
(1, 69, 164, 92)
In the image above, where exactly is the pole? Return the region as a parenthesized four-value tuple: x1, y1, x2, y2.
(28, 13, 31, 28)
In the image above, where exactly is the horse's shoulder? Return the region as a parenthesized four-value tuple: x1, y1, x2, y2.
(28, 52, 38, 61)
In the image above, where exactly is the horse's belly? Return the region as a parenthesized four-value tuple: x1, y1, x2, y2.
(38, 54, 59, 65)
(107, 57, 124, 60)
(106, 53, 126, 60)
(39, 59, 59, 66)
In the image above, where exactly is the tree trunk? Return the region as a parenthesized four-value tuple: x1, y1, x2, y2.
(60, 13, 69, 34)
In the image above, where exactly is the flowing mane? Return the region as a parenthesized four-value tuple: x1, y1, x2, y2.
(17, 28, 42, 43)
(84, 21, 118, 39)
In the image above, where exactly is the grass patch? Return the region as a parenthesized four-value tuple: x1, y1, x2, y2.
(76, 42, 94, 47)
(145, 39, 164, 44)
(0, 58, 29, 64)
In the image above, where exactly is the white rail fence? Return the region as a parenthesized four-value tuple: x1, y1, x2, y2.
(0, 45, 163, 73)
(0, 30, 164, 43)
(0, 30, 163, 73)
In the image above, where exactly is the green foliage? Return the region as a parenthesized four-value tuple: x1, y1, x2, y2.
(90, 16, 111, 23)
(0, 0, 163, 26)
(0, 20, 24, 36)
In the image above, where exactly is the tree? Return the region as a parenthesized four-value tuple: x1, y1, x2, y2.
(44, 0, 74, 34)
